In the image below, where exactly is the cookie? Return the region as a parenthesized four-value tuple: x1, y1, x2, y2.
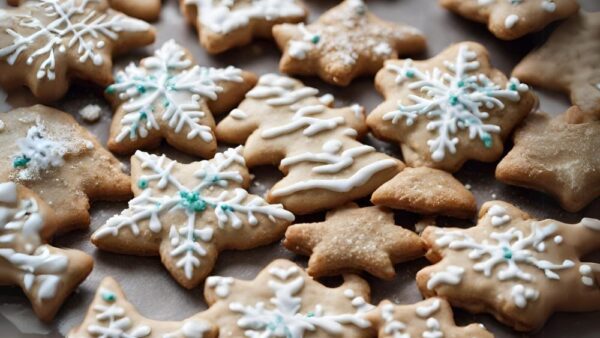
(496, 109, 600, 212)
(372, 167, 477, 219)
(366, 298, 493, 338)
(0, 182, 93, 322)
(180, 0, 307, 54)
(512, 11, 600, 121)
(417, 201, 600, 332)
(367, 42, 536, 172)
(283, 203, 425, 280)
(202, 259, 374, 337)
(106, 40, 257, 157)
(439, 0, 579, 40)
(272, 0, 427, 86)
(91, 147, 295, 289)
(8, 0, 162, 21)
(0, 0, 155, 102)
(216, 74, 403, 215)
(68, 277, 218, 338)
(0, 105, 131, 231)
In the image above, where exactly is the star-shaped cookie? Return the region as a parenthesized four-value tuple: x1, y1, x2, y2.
(68, 277, 218, 338)
(496, 109, 600, 212)
(8, 0, 163, 21)
(181, 0, 308, 54)
(0, 182, 93, 322)
(106, 40, 257, 157)
(284, 204, 425, 280)
(0, 105, 131, 231)
(366, 298, 493, 338)
(417, 201, 600, 332)
(273, 0, 427, 86)
(367, 42, 536, 172)
(513, 11, 600, 121)
(439, 0, 579, 40)
(91, 148, 295, 289)
(0, 0, 155, 102)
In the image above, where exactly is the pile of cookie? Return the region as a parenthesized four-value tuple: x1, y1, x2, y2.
(0, 0, 598, 337)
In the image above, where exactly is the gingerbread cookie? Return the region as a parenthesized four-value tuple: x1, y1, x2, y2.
(417, 201, 600, 331)
(180, 0, 307, 54)
(0, 0, 155, 102)
(106, 40, 257, 157)
(439, 0, 579, 40)
(284, 203, 425, 280)
(0, 105, 131, 230)
(0, 182, 93, 322)
(68, 277, 218, 338)
(92, 148, 295, 289)
(513, 11, 600, 121)
(273, 0, 427, 86)
(202, 259, 374, 337)
(216, 74, 403, 215)
(372, 167, 477, 219)
(367, 42, 536, 172)
(496, 109, 600, 212)
(366, 298, 493, 338)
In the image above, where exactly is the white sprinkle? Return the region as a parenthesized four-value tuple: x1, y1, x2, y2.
(541, 0, 557, 12)
(319, 94, 334, 105)
(373, 42, 392, 56)
(79, 104, 102, 123)
(505, 14, 519, 29)
(553, 235, 563, 244)
(464, 184, 471, 190)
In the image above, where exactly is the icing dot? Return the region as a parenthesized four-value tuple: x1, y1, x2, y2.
(137, 179, 148, 189)
(101, 290, 116, 303)
(505, 14, 519, 29)
(553, 235, 563, 244)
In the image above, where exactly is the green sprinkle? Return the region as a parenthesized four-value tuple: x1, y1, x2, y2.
(140, 112, 148, 121)
(101, 291, 116, 303)
(136, 85, 146, 94)
(220, 204, 233, 212)
(502, 247, 512, 260)
(137, 179, 148, 189)
(13, 156, 30, 168)
(481, 132, 493, 148)
(179, 191, 207, 212)
(311, 35, 320, 44)
(509, 83, 518, 91)
(405, 70, 415, 79)
(105, 86, 116, 94)
(307, 311, 315, 317)
(457, 80, 465, 88)
(449, 95, 459, 106)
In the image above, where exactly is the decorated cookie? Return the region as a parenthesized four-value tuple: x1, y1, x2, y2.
(202, 259, 374, 337)
(0, 105, 131, 230)
(496, 109, 600, 212)
(417, 201, 600, 331)
(366, 298, 493, 338)
(367, 42, 536, 172)
(0, 0, 155, 102)
(0, 182, 93, 322)
(372, 167, 477, 219)
(216, 74, 403, 215)
(284, 203, 425, 280)
(513, 12, 600, 121)
(68, 277, 218, 338)
(106, 40, 257, 157)
(439, 0, 579, 40)
(272, 0, 427, 86)
(8, 0, 162, 21)
(91, 148, 295, 289)
(180, 0, 307, 54)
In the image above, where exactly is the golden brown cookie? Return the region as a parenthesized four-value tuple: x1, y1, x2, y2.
(180, 0, 308, 54)
(216, 74, 403, 215)
(496, 109, 600, 212)
(366, 298, 493, 338)
(0, 182, 93, 322)
(417, 201, 600, 332)
(0, 0, 155, 102)
(106, 40, 257, 157)
(439, 0, 579, 40)
(513, 12, 600, 121)
(273, 0, 427, 86)
(91, 148, 295, 289)
(367, 42, 536, 172)
(68, 277, 218, 338)
(202, 259, 375, 337)
(0, 105, 131, 231)
(284, 203, 425, 280)
(372, 167, 477, 219)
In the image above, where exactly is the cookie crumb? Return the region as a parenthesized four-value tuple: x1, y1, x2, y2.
(464, 184, 471, 190)
(491, 193, 497, 199)
(79, 104, 102, 123)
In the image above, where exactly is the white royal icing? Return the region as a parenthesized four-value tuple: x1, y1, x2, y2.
(510, 284, 539, 309)
(206, 276, 234, 298)
(579, 264, 595, 287)
(581, 217, 600, 231)
(281, 141, 376, 174)
(487, 204, 511, 227)
(87, 288, 152, 338)
(12, 123, 67, 180)
(381, 299, 444, 338)
(504, 14, 519, 29)
(415, 298, 441, 318)
(477, 0, 557, 22)
(427, 265, 465, 290)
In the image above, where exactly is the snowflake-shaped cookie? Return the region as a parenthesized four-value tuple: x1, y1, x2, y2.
(202, 259, 374, 338)
(273, 0, 427, 86)
(0, 182, 93, 321)
(106, 40, 256, 157)
(0, 0, 155, 101)
(367, 42, 536, 172)
(417, 201, 600, 331)
(91, 147, 294, 289)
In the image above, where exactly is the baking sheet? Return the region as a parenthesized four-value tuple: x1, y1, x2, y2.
(1, 0, 599, 337)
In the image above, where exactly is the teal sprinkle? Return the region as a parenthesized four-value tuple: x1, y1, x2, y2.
(449, 95, 459, 106)
(311, 35, 320, 44)
(211, 176, 220, 183)
(163, 99, 170, 108)
(13, 155, 30, 168)
(105, 85, 116, 94)
(101, 291, 116, 303)
(405, 69, 415, 79)
(140, 112, 148, 120)
(502, 247, 512, 260)
(307, 311, 315, 318)
(136, 85, 146, 94)
(137, 179, 148, 189)
(220, 204, 233, 212)
(179, 191, 207, 212)
(481, 132, 493, 148)
(509, 83, 518, 91)
(457, 80, 465, 88)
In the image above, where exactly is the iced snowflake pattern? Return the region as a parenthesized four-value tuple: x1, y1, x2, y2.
(0, 0, 149, 81)
(384, 45, 528, 161)
(88, 288, 152, 338)
(106, 40, 244, 143)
